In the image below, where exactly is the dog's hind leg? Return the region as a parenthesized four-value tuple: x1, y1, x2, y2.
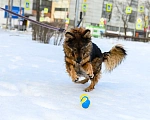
(84, 57, 102, 92)
(84, 72, 101, 92)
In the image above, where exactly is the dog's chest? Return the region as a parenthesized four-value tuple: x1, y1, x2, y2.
(74, 64, 89, 78)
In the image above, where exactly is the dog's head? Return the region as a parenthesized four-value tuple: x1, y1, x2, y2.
(64, 27, 92, 64)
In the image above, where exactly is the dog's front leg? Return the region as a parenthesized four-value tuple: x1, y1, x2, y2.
(82, 62, 94, 79)
(80, 56, 94, 78)
(70, 65, 79, 82)
(66, 63, 79, 82)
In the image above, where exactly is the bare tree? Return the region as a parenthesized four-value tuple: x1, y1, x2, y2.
(114, 0, 131, 37)
(32, 0, 40, 40)
(36, 0, 40, 22)
(32, 21, 65, 45)
(31, 0, 65, 45)
(139, 0, 150, 37)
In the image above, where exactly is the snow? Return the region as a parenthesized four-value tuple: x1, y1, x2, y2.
(0, 29, 150, 120)
(106, 30, 133, 36)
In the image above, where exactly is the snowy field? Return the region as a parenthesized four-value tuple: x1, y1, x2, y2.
(0, 29, 150, 120)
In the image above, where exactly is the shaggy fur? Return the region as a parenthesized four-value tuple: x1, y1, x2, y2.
(63, 27, 127, 92)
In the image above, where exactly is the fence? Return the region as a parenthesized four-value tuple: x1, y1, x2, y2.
(104, 32, 150, 42)
(32, 21, 65, 45)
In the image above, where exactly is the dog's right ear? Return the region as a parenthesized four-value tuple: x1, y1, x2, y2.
(83, 29, 91, 39)
(65, 32, 75, 41)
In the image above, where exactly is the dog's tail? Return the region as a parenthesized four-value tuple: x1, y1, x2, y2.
(103, 44, 127, 72)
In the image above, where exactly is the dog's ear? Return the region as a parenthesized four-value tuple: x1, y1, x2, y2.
(65, 32, 75, 41)
(83, 29, 91, 39)
(65, 32, 75, 47)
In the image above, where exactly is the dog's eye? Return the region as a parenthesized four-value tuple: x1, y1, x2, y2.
(81, 47, 84, 51)
(73, 48, 77, 52)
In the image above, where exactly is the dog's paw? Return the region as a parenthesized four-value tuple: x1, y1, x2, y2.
(86, 69, 94, 79)
(71, 74, 79, 82)
(87, 73, 94, 79)
(72, 76, 79, 82)
(84, 86, 94, 92)
(74, 78, 79, 82)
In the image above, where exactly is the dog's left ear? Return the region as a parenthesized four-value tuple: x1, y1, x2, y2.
(83, 29, 91, 39)
(65, 32, 75, 40)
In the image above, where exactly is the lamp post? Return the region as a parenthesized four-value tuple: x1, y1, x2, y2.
(18, 0, 22, 30)
(9, 0, 13, 29)
(74, 0, 79, 27)
(6, 0, 10, 29)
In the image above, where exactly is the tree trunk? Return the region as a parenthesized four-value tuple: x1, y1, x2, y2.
(36, 0, 40, 22)
(32, 24, 36, 40)
(124, 23, 127, 39)
(32, 0, 40, 40)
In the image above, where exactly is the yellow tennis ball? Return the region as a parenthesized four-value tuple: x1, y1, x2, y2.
(81, 97, 87, 104)
(80, 94, 89, 100)
(80, 95, 90, 109)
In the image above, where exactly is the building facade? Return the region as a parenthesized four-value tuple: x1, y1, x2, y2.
(68, 0, 149, 36)
(68, 0, 103, 26)
(0, 0, 149, 35)
(0, 0, 69, 29)
(0, 0, 33, 28)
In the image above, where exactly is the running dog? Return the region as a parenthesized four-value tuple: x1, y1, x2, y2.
(63, 27, 127, 92)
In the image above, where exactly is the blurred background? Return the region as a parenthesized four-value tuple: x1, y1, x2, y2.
(0, 0, 150, 39)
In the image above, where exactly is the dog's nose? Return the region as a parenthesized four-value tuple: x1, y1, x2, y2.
(76, 57, 81, 63)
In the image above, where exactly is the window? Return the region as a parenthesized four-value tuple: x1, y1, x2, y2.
(130, 0, 138, 7)
(120, 27, 124, 32)
(127, 28, 134, 33)
(120, 27, 134, 33)
(102, 11, 108, 18)
(40, 0, 52, 12)
(32, 0, 52, 12)
(91, 23, 98, 26)
(104, 0, 113, 2)
(107, 25, 119, 31)
(128, 11, 137, 23)
(33, 3, 36, 10)
(101, 0, 113, 19)
(102, 3, 107, 18)
(54, 19, 64, 22)
(55, 8, 68, 11)
(33, 0, 36, 3)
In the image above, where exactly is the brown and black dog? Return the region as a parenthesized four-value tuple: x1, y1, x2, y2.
(63, 27, 127, 92)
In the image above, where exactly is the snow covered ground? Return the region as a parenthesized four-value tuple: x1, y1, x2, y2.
(0, 29, 150, 120)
